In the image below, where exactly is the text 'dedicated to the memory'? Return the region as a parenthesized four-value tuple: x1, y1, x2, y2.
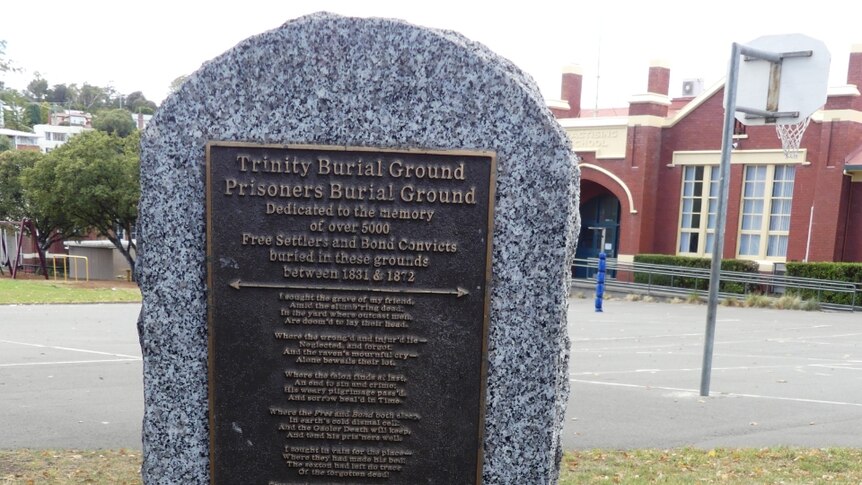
(206, 143, 495, 484)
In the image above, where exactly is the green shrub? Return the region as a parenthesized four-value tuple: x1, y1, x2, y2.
(633, 254, 759, 294)
(785, 262, 862, 306)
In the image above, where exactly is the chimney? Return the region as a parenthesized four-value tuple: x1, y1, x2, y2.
(559, 64, 583, 118)
(848, 44, 862, 88)
(629, 59, 672, 117)
(647, 59, 671, 96)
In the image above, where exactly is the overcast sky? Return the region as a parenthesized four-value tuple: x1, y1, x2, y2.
(1, 1, 858, 108)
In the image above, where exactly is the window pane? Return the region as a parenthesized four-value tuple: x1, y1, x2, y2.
(739, 234, 760, 256)
(767, 235, 788, 257)
(770, 214, 789, 231)
(705, 233, 715, 254)
(754, 181, 765, 198)
(752, 199, 764, 215)
(679, 233, 691, 253)
(688, 233, 699, 253)
(682, 214, 693, 228)
(708, 197, 717, 214)
(684, 182, 694, 196)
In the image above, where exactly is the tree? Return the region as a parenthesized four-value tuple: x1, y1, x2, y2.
(26, 73, 49, 101)
(1, 107, 28, 131)
(24, 130, 140, 273)
(1, 150, 85, 252)
(47, 84, 75, 105)
(0, 150, 39, 221)
(76, 83, 106, 111)
(93, 108, 136, 137)
(124, 91, 157, 115)
(0, 136, 10, 152)
(25, 103, 43, 126)
(0, 88, 31, 130)
(0, 40, 17, 74)
(169, 75, 188, 94)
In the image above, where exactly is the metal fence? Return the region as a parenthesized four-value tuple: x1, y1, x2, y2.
(571, 258, 860, 312)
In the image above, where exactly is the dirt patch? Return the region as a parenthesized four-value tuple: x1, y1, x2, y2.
(0, 453, 24, 476)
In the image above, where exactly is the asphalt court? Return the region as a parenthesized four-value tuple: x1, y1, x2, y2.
(1, 299, 860, 450)
(0, 304, 143, 449)
(565, 297, 862, 449)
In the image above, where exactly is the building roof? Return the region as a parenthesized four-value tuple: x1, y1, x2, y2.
(0, 128, 38, 137)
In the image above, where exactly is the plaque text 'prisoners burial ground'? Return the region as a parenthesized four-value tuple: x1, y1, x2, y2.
(206, 143, 495, 484)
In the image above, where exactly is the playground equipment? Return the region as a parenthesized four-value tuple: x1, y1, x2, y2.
(0, 219, 49, 279)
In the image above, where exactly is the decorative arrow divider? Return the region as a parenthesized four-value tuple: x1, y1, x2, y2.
(228, 279, 470, 298)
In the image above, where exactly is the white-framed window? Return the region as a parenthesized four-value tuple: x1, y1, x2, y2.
(677, 165, 719, 256)
(737, 164, 795, 260)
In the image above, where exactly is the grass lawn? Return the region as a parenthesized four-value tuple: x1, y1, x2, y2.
(0, 276, 141, 305)
(3, 448, 862, 484)
(0, 450, 141, 485)
(560, 448, 862, 484)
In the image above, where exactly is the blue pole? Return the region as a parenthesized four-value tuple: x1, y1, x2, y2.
(595, 252, 606, 312)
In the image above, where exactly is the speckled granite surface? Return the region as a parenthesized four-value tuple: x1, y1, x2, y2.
(138, 12, 578, 484)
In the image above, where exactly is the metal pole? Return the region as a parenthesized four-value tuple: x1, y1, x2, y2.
(701, 42, 741, 397)
(805, 205, 814, 262)
(595, 252, 606, 313)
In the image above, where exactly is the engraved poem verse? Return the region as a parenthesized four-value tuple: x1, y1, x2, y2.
(206, 144, 494, 484)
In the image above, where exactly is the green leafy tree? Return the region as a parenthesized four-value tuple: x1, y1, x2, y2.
(169, 75, 188, 95)
(124, 91, 157, 114)
(75, 83, 106, 111)
(26, 74, 49, 101)
(93, 108, 136, 137)
(0, 136, 11, 152)
(39, 102, 50, 124)
(1, 88, 31, 130)
(1, 108, 28, 131)
(47, 84, 74, 105)
(0, 40, 17, 74)
(0, 150, 38, 221)
(0, 150, 85, 251)
(24, 130, 140, 272)
(25, 103, 43, 126)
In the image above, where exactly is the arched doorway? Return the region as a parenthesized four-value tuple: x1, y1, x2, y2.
(575, 185, 621, 278)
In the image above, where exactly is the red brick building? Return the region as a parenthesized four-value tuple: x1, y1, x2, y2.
(552, 46, 862, 272)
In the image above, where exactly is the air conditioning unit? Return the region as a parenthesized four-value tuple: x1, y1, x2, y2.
(681, 78, 704, 97)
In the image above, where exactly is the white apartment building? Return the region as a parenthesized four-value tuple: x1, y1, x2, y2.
(0, 128, 40, 150)
(32, 124, 89, 153)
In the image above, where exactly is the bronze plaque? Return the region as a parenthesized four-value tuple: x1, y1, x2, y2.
(206, 143, 495, 484)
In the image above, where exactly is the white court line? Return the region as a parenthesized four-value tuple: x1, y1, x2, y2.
(786, 325, 832, 331)
(570, 378, 862, 407)
(0, 339, 139, 359)
(570, 364, 791, 376)
(572, 333, 701, 343)
(574, 337, 796, 352)
(810, 364, 862, 371)
(0, 358, 140, 367)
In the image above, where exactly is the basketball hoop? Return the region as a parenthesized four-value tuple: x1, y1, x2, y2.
(775, 116, 810, 159)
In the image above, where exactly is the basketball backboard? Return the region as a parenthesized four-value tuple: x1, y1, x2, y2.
(728, 33, 830, 126)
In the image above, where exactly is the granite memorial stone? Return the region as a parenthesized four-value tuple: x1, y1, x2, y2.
(138, 12, 578, 484)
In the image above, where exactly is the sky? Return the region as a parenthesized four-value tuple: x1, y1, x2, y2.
(1, 1, 858, 109)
